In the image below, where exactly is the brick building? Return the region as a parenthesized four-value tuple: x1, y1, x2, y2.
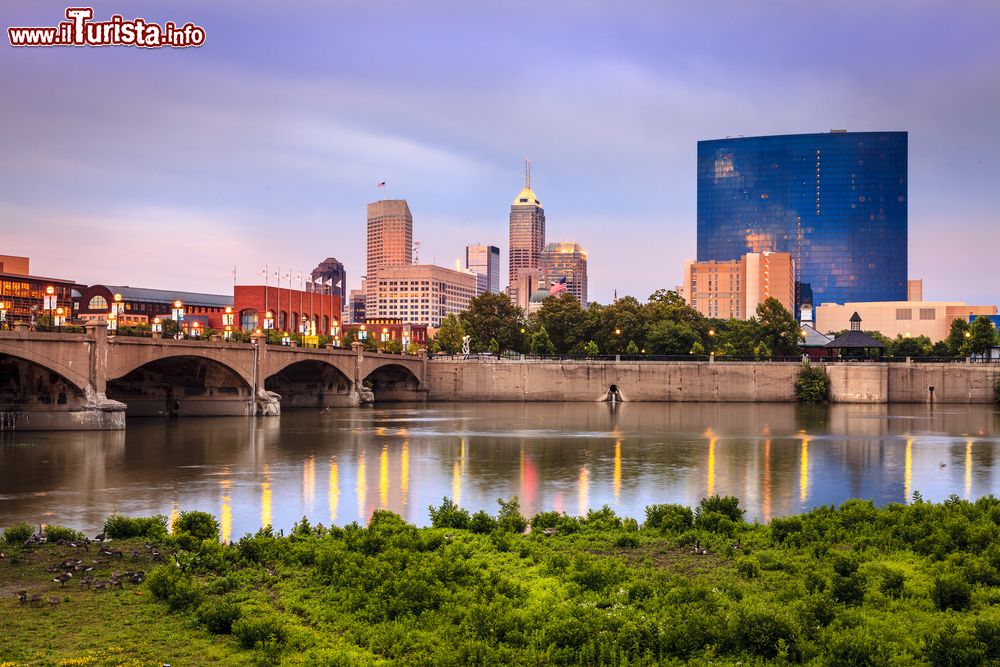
(234, 284, 341, 335)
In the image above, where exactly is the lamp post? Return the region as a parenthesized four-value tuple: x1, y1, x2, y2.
(172, 300, 185, 339)
(191, 321, 201, 339)
(330, 319, 340, 338)
(152, 317, 162, 335)
(107, 311, 117, 334)
(55, 306, 65, 332)
(44, 285, 56, 330)
(223, 306, 234, 341)
(113, 293, 124, 329)
(359, 324, 367, 341)
(708, 328, 716, 357)
(0, 301, 7, 329)
(264, 310, 274, 331)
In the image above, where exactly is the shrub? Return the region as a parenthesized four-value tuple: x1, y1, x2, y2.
(146, 566, 203, 611)
(697, 495, 745, 523)
(931, 572, 972, 611)
(197, 599, 242, 634)
(468, 510, 497, 534)
(770, 515, 803, 543)
(831, 573, 866, 605)
(173, 511, 220, 542)
(3, 523, 33, 544)
(731, 602, 799, 659)
(879, 568, 906, 598)
(824, 625, 892, 667)
(614, 533, 640, 549)
(496, 497, 527, 534)
(104, 515, 169, 540)
(428, 497, 471, 529)
(735, 556, 761, 579)
(924, 623, 985, 667)
(232, 614, 288, 650)
(644, 504, 694, 532)
(44, 525, 84, 542)
(795, 363, 829, 403)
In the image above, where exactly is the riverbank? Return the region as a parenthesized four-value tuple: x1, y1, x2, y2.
(3, 495, 1000, 666)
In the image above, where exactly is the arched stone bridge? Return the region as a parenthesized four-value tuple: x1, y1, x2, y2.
(0, 322, 426, 430)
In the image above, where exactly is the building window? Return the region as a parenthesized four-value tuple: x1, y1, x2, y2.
(919, 309, 936, 321)
(895, 309, 912, 321)
(88, 295, 108, 310)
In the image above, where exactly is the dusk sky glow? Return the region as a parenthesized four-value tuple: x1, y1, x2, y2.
(3, 1, 999, 305)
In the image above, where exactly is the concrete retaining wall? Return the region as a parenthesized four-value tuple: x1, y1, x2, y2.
(427, 360, 800, 402)
(428, 360, 1000, 404)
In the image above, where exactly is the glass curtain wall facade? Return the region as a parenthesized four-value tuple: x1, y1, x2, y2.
(697, 131, 907, 311)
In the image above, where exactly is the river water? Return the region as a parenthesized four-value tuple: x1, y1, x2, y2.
(2, 403, 999, 540)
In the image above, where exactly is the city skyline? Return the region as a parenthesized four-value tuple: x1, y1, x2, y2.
(3, 1, 1000, 305)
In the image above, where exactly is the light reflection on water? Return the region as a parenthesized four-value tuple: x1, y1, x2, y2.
(1, 402, 999, 536)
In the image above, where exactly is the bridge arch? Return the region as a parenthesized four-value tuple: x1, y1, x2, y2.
(107, 354, 254, 417)
(0, 350, 90, 410)
(0, 342, 91, 395)
(362, 361, 425, 402)
(264, 359, 355, 408)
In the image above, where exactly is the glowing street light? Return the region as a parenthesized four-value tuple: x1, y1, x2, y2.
(113, 293, 124, 327)
(152, 317, 162, 334)
(264, 310, 274, 331)
(330, 319, 340, 337)
(44, 285, 57, 328)
(381, 326, 390, 343)
(55, 306, 65, 331)
(172, 300, 185, 339)
(0, 300, 8, 328)
(190, 321, 202, 338)
(107, 311, 117, 333)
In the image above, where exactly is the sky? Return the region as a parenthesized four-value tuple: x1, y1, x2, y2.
(2, 0, 999, 305)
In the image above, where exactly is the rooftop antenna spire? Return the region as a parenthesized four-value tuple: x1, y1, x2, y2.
(525, 158, 531, 189)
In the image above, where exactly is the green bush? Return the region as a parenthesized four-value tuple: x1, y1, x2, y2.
(44, 525, 84, 542)
(730, 602, 799, 659)
(232, 613, 288, 650)
(735, 556, 761, 579)
(3, 522, 33, 544)
(196, 599, 242, 634)
(879, 568, 906, 598)
(104, 514, 168, 539)
(146, 566, 203, 611)
(173, 511, 220, 542)
(924, 623, 985, 667)
(468, 510, 497, 534)
(795, 362, 829, 403)
(644, 504, 694, 532)
(824, 625, 892, 667)
(614, 532, 640, 548)
(697, 495, 745, 523)
(428, 497, 470, 529)
(931, 572, 972, 611)
(496, 497, 527, 534)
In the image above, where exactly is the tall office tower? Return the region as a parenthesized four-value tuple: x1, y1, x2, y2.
(697, 131, 907, 311)
(366, 200, 413, 312)
(540, 242, 588, 306)
(466, 244, 500, 295)
(309, 257, 346, 301)
(348, 287, 366, 325)
(374, 265, 477, 327)
(507, 161, 545, 304)
(682, 251, 794, 320)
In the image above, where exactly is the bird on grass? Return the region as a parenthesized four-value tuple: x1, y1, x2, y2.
(53, 572, 73, 587)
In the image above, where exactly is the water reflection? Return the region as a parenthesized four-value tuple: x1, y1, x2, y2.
(2, 403, 1000, 535)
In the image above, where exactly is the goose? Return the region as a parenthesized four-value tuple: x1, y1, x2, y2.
(16, 590, 28, 604)
(94, 533, 106, 543)
(53, 572, 73, 587)
(47, 597, 60, 606)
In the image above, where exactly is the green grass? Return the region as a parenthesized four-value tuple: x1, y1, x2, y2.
(3, 496, 1000, 665)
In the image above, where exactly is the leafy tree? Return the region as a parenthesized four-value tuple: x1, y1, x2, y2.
(383, 339, 403, 354)
(625, 340, 640, 355)
(590, 296, 646, 355)
(752, 341, 771, 359)
(690, 341, 705, 355)
(888, 334, 932, 358)
(583, 340, 599, 357)
(530, 326, 556, 356)
(945, 318, 972, 356)
(488, 338, 500, 357)
(433, 314, 465, 354)
(966, 316, 997, 360)
(534, 293, 587, 353)
(795, 363, 829, 403)
(646, 320, 698, 355)
(460, 292, 526, 353)
(755, 297, 801, 356)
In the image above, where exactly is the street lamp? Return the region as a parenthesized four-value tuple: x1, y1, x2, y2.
(281, 331, 291, 346)
(301, 314, 308, 336)
(330, 319, 340, 337)
(359, 324, 367, 341)
(55, 306, 65, 331)
(0, 301, 7, 329)
(172, 300, 185, 339)
(191, 321, 201, 339)
(223, 306, 234, 327)
(381, 327, 390, 343)
(264, 310, 274, 330)
(44, 285, 56, 329)
(152, 317, 162, 335)
(113, 293, 124, 328)
(107, 311, 117, 334)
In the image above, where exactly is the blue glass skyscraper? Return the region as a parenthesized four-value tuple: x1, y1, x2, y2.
(697, 131, 907, 311)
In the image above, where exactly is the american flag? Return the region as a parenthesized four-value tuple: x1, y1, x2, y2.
(376, 181, 386, 188)
(549, 276, 568, 296)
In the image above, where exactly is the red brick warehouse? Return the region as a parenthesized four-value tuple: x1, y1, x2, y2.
(234, 285, 341, 334)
